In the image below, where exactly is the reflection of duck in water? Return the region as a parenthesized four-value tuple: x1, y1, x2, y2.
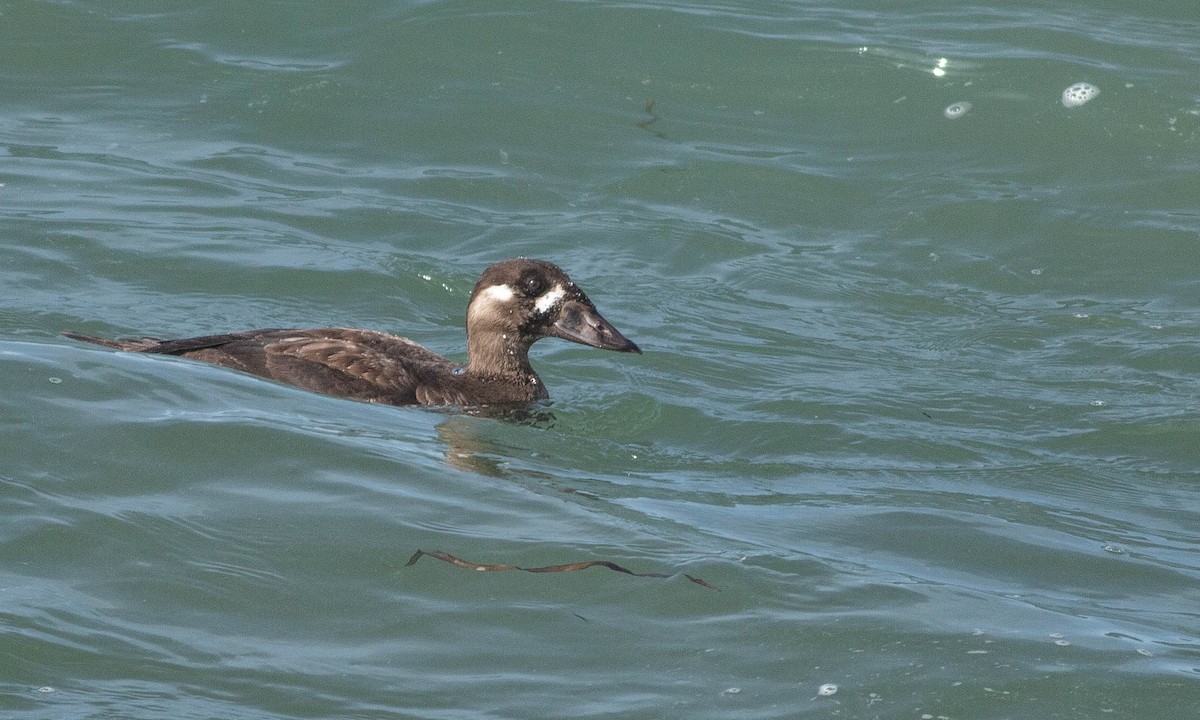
(64, 258, 641, 408)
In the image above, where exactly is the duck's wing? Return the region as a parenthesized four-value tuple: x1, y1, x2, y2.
(146, 328, 456, 405)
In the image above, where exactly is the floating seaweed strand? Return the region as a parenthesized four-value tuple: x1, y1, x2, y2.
(405, 549, 718, 591)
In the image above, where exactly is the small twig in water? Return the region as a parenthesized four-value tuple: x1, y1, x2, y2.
(405, 549, 718, 590)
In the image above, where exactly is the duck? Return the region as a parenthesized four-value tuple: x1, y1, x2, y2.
(62, 258, 641, 407)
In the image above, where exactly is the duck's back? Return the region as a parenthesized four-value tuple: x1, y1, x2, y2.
(67, 328, 456, 405)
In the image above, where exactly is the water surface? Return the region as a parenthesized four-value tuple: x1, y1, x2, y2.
(3, 1, 1199, 718)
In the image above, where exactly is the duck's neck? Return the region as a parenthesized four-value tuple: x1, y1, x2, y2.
(466, 329, 539, 382)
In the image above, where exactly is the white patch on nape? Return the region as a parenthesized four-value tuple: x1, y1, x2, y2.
(534, 284, 566, 314)
(477, 284, 515, 303)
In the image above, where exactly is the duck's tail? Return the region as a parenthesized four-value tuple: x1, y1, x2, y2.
(61, 331, 163, 351)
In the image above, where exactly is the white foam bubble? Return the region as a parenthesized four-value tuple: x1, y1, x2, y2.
(1062, 82, 1100, 107)
(943, 101, 972, 119)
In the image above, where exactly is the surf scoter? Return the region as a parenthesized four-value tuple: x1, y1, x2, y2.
(63, 258, 641, 407)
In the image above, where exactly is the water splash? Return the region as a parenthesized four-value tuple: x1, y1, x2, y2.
(944, 101, 972, 119)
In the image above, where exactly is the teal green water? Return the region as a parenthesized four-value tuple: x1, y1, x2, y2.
(3, 1, 1199, 717)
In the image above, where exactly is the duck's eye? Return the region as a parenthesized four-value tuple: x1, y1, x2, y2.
(523, 275, 542, 296)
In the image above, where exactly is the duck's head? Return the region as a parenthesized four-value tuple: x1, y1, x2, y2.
(465, 259, 641, 366)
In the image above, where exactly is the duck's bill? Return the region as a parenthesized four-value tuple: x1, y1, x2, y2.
(550, 300, 642, 354)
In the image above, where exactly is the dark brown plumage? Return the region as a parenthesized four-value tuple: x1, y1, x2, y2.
(63, 258, 641, 407)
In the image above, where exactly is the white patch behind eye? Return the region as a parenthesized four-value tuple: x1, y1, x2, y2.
(478, 284, 515, 303)
(534, 284, 566, 313)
